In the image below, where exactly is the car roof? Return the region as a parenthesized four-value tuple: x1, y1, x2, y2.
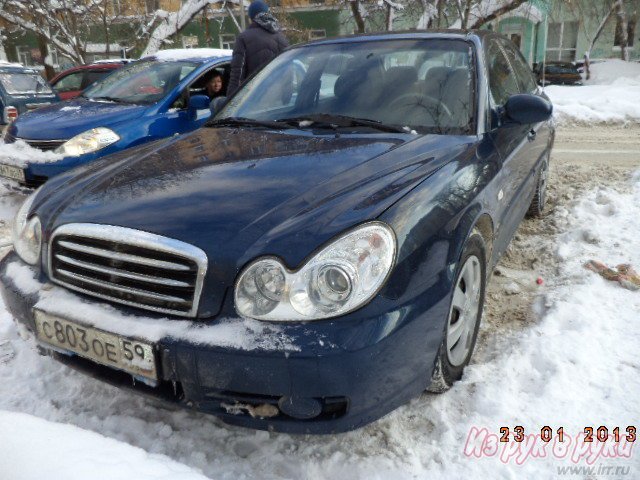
(141, 48, 233, 63)
(298, 29, 496, 48)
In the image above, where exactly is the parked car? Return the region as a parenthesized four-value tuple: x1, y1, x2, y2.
(1, 49, 232, 187)
(0, 62, 59, 126)
(534, 61, 583, 86)
(50, 61, 129, 100)
(0, 31, 553, 434)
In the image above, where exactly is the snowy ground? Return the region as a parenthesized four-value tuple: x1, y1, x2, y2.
(0, 126, 638, 479)
(546, 60, 640, 125)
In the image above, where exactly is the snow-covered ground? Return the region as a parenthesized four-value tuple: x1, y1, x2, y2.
(0, 139, 638, 478)
(546, 60, 640, 125)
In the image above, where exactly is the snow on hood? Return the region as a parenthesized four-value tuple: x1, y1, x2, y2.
(149, 48, 232, 62)
(0, 411, 209, 480)
(0, 139, 62, 168)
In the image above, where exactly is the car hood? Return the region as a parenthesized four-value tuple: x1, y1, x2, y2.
(35, 127, 472, 317)
(10, 98, 147, 140)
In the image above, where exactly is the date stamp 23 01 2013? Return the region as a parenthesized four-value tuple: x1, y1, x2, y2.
(464, 426, 636, 465)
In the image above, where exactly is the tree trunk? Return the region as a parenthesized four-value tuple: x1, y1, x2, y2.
(615, 0, 629, 61)
(350, 0, 366, 33)
(37, 34, 56, 80)
(584, 2, 617, 79)
(385, 3, 394, 31)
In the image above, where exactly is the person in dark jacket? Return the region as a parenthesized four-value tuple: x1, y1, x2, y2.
(227, 0, 289, 96)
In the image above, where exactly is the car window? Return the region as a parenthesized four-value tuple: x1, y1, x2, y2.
(499, 39, 537, 93)
(82, 70, 112, 89)
(486, 40, 519, 106)
(221, 39, 475, 134)
(53, 71, 84, 92)
(0, 72, 54, 94)
(83, 60, 198, 105)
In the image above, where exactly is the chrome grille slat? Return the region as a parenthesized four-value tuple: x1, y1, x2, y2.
(57, 240, 192, 271)
(6, 136, 66, 151)
(55, 254, 193, 288)
(55, 269, 191, 304)
(49, 224, 208, 317)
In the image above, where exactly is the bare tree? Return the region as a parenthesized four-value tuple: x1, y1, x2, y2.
(614, 0, 629, 61)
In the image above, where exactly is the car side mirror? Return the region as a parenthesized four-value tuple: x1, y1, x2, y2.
(210, 96, 227, 116)
(504, 94, 552, 125)
(188, 94, 211, 121)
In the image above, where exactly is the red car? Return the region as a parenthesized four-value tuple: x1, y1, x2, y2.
(50, 61, 129, 100)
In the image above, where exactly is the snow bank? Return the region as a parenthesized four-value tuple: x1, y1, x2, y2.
(150, 49, 232, 62)
(546, 60, 640, 125)
(0, 139, 62, 167)
(0, 411, 209, 480)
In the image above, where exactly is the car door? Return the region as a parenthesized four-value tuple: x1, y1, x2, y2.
(52, 70, 85, 100)
(499, 38, 550, 202)
(485, 38, 534, 258)
(150, 63, 230, 138)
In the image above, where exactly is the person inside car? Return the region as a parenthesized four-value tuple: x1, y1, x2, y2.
(206, 72, 225, 99)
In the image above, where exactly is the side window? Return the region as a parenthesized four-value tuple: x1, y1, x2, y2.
(53, 71, 84, 92)
(486, 41, 519, 106)
(500, 40, 537, 93)
(171, 63, 231, 110)
(82, 70, 110, 89)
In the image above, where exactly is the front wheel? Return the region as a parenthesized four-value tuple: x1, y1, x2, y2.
(427, 232, 486, 393)
(527, 156, 549, 217)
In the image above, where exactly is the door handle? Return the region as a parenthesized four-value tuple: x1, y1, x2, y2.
(527, 129, 537, 142)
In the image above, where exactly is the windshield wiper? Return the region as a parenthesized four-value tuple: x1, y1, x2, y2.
(206, 116, 289, 129)
(89, 96, 135, 104)
(277, 114, 408, 133)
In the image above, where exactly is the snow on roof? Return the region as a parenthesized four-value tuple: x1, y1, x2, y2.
(0, 411, 209, 480)
(0, 60, 26, 69)
(147, 48, 233, 62)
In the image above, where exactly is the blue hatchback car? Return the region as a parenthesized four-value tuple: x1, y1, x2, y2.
(1, 31, 553, 434)
(2, 49, 231, 186)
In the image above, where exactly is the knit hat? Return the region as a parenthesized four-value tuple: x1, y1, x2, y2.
(248, 0, 269, 20)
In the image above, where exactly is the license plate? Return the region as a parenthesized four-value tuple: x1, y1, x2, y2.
(34, 309, 158, 381)
(0, 164, 25, 182)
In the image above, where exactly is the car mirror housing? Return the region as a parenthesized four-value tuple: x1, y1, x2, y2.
(504, 94, 553, 125)
(188, 94, 211, 120)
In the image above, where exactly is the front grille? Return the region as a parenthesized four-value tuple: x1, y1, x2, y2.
(3, 132, 64, 151)
(49, 224, 208, 317)
(21, 138, 65, 151)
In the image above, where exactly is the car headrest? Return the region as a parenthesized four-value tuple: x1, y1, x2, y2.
(384, 66, 418, 89)
(334, 59, 382, 100)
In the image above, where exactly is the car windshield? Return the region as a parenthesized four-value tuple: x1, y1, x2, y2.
(218, 39, 475, 134)
(0, 72, 53, 95)
(83, 60, 198, 104)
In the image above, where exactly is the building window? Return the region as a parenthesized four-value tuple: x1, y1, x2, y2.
(111, 0, 123, 15)
(15, 46, 35, 66)
(309, 29, 326, 40)
(145, 0, 159, 14)
(614, 17, 636, 47)
(310, 0, 326, 3)
(182, 35, 199, 48)
(545, 21, 578, 62)
(220, 34, 236, 50)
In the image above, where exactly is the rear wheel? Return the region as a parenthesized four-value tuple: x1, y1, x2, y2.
(428, 233, 486, 393)
(527, 156, 549, 217)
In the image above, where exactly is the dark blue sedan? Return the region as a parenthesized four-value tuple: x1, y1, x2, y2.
(2, 49, 231, 187)
(0, 31, 553, 434)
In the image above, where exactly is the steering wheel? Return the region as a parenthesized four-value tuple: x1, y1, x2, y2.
(387, 93, 454, 126)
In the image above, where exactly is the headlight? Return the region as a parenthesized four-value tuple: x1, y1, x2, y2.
(55, 127, 120, 157)
(12, 190, 42, 265)
(235, 222, 396, 321)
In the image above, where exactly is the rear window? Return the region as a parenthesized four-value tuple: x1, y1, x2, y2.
(0, 72, 53, 95)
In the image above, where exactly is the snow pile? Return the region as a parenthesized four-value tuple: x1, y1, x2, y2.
(150, 49, 232, 62)
(546, 60, 640, 125)
(0, 174, 639, 477)
(0, 411, 209, 480)
(0, 139, 62, 167)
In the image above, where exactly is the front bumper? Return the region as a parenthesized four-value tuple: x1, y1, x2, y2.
(0, 252, 450, 434)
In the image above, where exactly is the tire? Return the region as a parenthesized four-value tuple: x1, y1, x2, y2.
(427, 232, 487, 393)
(526, 155, 549, 218)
